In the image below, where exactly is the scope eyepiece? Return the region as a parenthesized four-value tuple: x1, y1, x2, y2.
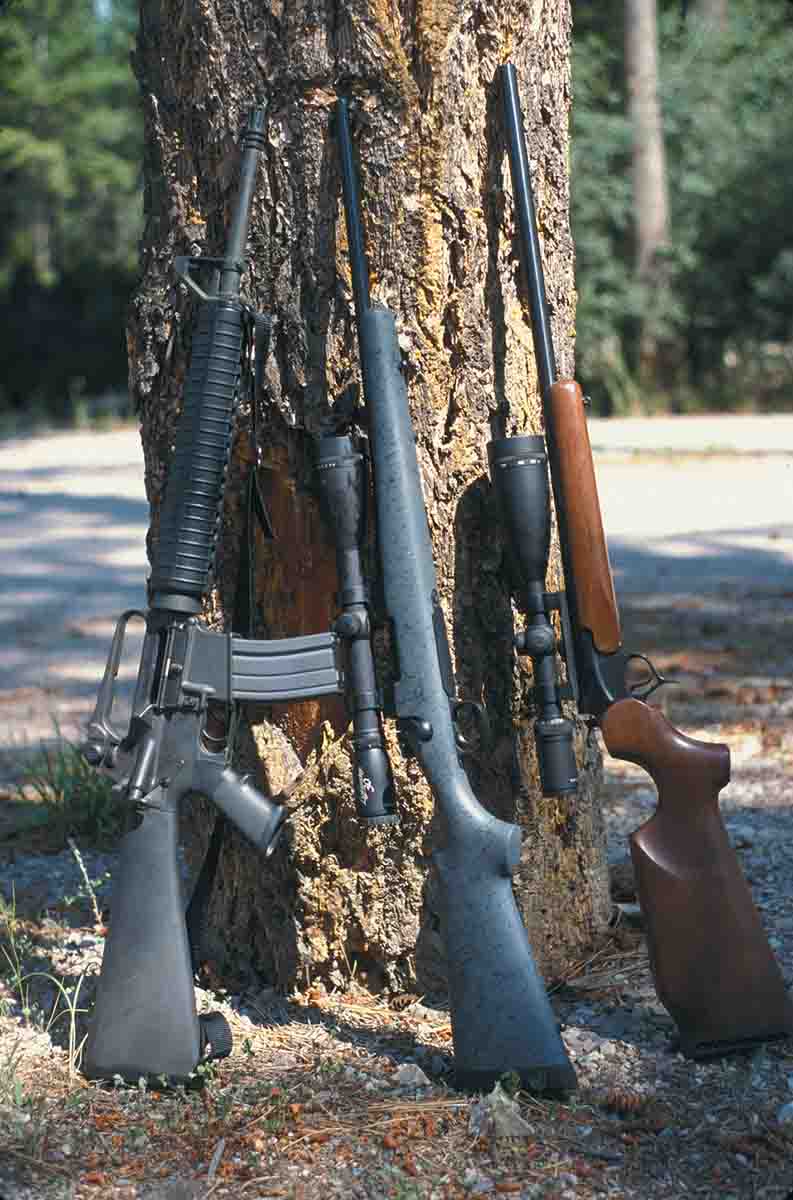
(534, 715, 577, 797)
(353, 740, 398, 825)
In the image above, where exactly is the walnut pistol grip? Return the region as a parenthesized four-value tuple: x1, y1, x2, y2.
(601, 699, 793, 1057)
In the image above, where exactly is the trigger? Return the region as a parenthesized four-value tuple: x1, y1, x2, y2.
(451, 700, 493, 754)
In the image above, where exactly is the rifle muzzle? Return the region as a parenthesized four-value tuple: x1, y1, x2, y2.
(534, 714, 577, 797)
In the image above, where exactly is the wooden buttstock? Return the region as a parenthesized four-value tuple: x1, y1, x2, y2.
(548, 380, 620, 654)
(602, 698, 793, 1056)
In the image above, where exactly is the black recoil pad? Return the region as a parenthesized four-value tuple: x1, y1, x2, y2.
(488, 436, 577, 796)
(316, 436, 397, 825)
(149, 300, 245, 610)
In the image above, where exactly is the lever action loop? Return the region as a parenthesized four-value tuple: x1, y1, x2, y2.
(625, 653, 668, 702)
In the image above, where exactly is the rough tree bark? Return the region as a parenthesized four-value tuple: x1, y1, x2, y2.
(625, 0, 672, 386)
(129, 0, 610, 999)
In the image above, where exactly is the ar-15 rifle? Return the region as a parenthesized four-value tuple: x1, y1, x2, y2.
(81, 108, 396, 1084)
(487, 63, 793, 1058)
(335, 98, 575, 1095)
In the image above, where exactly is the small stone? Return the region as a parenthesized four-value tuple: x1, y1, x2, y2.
(462, 1167, 494, 1193)
(468, 1083, 533, 1139)
(392, 1063, 431, 1088)
(776, 1100, 793, 1127)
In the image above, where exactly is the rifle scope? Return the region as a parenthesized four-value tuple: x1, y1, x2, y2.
(488, 436, 577, 796)
(316, 434, 397, 825)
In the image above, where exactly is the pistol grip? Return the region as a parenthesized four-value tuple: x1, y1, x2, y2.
(602, 698, 792, 1056)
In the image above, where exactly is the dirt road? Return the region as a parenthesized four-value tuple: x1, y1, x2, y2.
(0, 415, 791, 750)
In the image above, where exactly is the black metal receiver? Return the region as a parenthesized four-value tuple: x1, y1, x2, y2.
(81, 108, 395, 1085)
(335, 98, 575, 1096)
(487, 64, 666, 796)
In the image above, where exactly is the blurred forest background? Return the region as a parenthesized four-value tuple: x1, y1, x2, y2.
(0, 0, 791, 427)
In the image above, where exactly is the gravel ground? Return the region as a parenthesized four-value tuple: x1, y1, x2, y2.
(0, 419, 792, 1198)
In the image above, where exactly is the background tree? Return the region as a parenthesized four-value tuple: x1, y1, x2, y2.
(690, 0, 728, 29)
(2, 0, 793, 424)
(571, 0, 793, 412)
(0, 0, 141, 422)
(130, 0, 610, 998)
(624, 0, 672, 387)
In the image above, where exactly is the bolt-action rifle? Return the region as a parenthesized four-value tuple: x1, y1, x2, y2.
(81, 108, 396, 1083)
(487, 63, 793, 1059)
(335, 98, 575, 1095)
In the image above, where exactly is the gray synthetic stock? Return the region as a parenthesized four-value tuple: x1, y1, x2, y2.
(360, 308, 575, 1093)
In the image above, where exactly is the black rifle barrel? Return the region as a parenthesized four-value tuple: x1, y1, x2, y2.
(336, 98, 371, 324)
(500, 63, 557, 397)
(221, 108, 267, 296)
(149, 108, 266, 611)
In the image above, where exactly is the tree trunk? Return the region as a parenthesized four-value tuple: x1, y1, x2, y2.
(625, 0, 672, 387)
(691, 0, 728, 30)
(130, 0, 609, 999)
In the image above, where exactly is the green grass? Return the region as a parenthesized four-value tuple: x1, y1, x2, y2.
(16, 738, 123, 847)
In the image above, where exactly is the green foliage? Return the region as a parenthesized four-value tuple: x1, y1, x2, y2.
(571, 0, 793, 412)
(0, 0, 141, 419)
(571, 31, 640, 413)
(17, 739, 123, 846)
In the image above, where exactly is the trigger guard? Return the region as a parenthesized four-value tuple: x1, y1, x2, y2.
(625, 653, 667, 702)
(451, 700, 492, 755)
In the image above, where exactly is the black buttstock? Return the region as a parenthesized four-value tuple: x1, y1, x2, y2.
(83, 796, 202, 1082)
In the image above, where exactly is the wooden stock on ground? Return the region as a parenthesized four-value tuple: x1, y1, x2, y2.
(547, 380, 620, 653)
(602, 698, 793, 1056)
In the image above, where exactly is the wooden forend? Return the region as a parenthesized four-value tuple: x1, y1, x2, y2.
(548, 379, 621, 654)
